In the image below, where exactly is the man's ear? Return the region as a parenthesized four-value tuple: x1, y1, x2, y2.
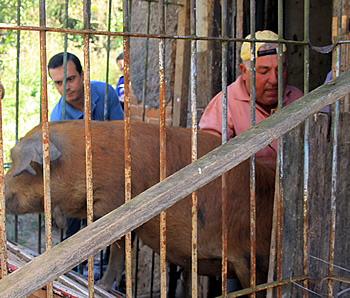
(240, 63, 248, 80)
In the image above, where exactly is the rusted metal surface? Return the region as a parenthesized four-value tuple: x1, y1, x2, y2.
(39, 0, 53, 296)
(221, 0, 228, 294)
(328, 2, 342, 296)
(158, 0, 167, 296)
(83, 1, 94, 295)
(276, 1, 284, 296)
(190, 0, 198, 294)
(122, 0, 132, 296)
(249, 3, 257, 296)
(5, 23, 342, 47)
(224, 275, 308, 297)
(0, 75, 7, 279)
(303, 1, 310, 296)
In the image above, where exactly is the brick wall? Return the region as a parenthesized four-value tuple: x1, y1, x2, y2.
(129, 89, 173, 126)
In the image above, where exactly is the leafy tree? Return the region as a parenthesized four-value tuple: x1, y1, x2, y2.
(0, 0, 124, 163)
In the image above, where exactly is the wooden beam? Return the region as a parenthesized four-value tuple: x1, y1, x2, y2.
(172, 0, 191, 127)
(0, 71, 350, 297)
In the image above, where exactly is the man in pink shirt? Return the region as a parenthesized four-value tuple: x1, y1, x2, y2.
(199, 30, 303, 162)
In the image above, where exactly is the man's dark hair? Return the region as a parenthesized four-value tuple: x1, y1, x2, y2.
(116, 52, 123, 61)
(48, 52, 83, 75)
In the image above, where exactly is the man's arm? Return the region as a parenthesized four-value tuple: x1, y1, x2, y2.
(199, 93, 235, 140)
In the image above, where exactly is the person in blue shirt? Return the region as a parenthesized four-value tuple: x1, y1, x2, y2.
(48, 52, 124, 240)
(116, 52, 125, 110)
(49, 52, 124, 121)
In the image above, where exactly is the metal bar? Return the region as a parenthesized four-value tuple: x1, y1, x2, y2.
(123, 0, 132, 296)
(249, 2, 256, 297)
(224, 275, 308, 297)
(61, 0, 69, 120)
(328, 2, 342, 295)
(0, 74, 8, 279)
(104, 0, 113, 121)
(83, 1, 94, 296)
(39, 1, 53, 296)
(14, 0, 21, 247)
(2, 23, 332, 45)
(158, 0, 167, 297)
(38, 214, 42, 254)
(221, 0, 228, 295)
(302, 0, 310, 296)
(190, 0, 198, 295)
(276, 0, 284, 296)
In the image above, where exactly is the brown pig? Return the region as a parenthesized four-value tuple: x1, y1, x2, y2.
(5, 120, 275, 292)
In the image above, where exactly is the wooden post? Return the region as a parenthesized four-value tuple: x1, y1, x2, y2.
(173, 0, 191, 127)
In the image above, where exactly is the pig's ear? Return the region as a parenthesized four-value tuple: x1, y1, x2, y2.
(12, 140, 62, 177)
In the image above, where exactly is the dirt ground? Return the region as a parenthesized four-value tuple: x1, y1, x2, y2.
(6, 213, 62, 253)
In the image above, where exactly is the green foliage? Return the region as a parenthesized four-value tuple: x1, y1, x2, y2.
(0, 0, 124, 163)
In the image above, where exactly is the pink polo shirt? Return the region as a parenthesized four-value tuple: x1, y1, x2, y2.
(199, 75, 303, 159)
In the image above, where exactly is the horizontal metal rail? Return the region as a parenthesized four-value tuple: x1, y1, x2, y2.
(1, 24, 349, 48)
(0, 71, 349, 297)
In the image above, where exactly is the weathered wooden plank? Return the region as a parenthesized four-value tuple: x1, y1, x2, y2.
(0, 71, 350, 297)
(282, 112, 350, 296)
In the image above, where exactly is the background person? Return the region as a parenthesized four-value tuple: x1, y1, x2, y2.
(116, 52, 125, 110)
(48, 52, 124, 240)
(199, 30, 304, 167)
(49, 52, 124, 122)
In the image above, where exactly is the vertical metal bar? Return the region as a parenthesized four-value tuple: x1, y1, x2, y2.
(328, 1, 342, 295)
(276, 0, 284, 296)
(249, 1, 256, 296)
(221, 0, 228, 295)
(0, 73, 8, 279)
(158, 1, 167, 297)
(38, 214, 42, 254)
(190, 0, 198, 295)
(123, 0, 132, 296)
(14, 0, 21, 246)
(61, 0, 69, 120)
(104, 0, 113, 121)
(15, 0, 21, 143)
(83, 1, 94, 296)
(142, 1, 151, 122)
(302, 0, 310, 296)
(39, 0, 53, 296)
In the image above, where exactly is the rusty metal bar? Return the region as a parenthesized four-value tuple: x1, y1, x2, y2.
(14, 0, 21, 248)
(225, 275, 308, 297)
(0, 74, 8, 279)
(276, 0, 284, 296)
(122, 0, 132, 296)
(328, 2, 342, 295)
(190, 0, 198, 295)
(158, 0, 167, 296)
(82, 1, 94, 296)
(61, 0, 69, 120)
(3, 23, 337, 45)
(221, 0, 228, 295)
(39, 0, 53, 296)
(302, 0, 310, 296)
(103, 0, 112, 121)
(249, 1, 257, 297)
